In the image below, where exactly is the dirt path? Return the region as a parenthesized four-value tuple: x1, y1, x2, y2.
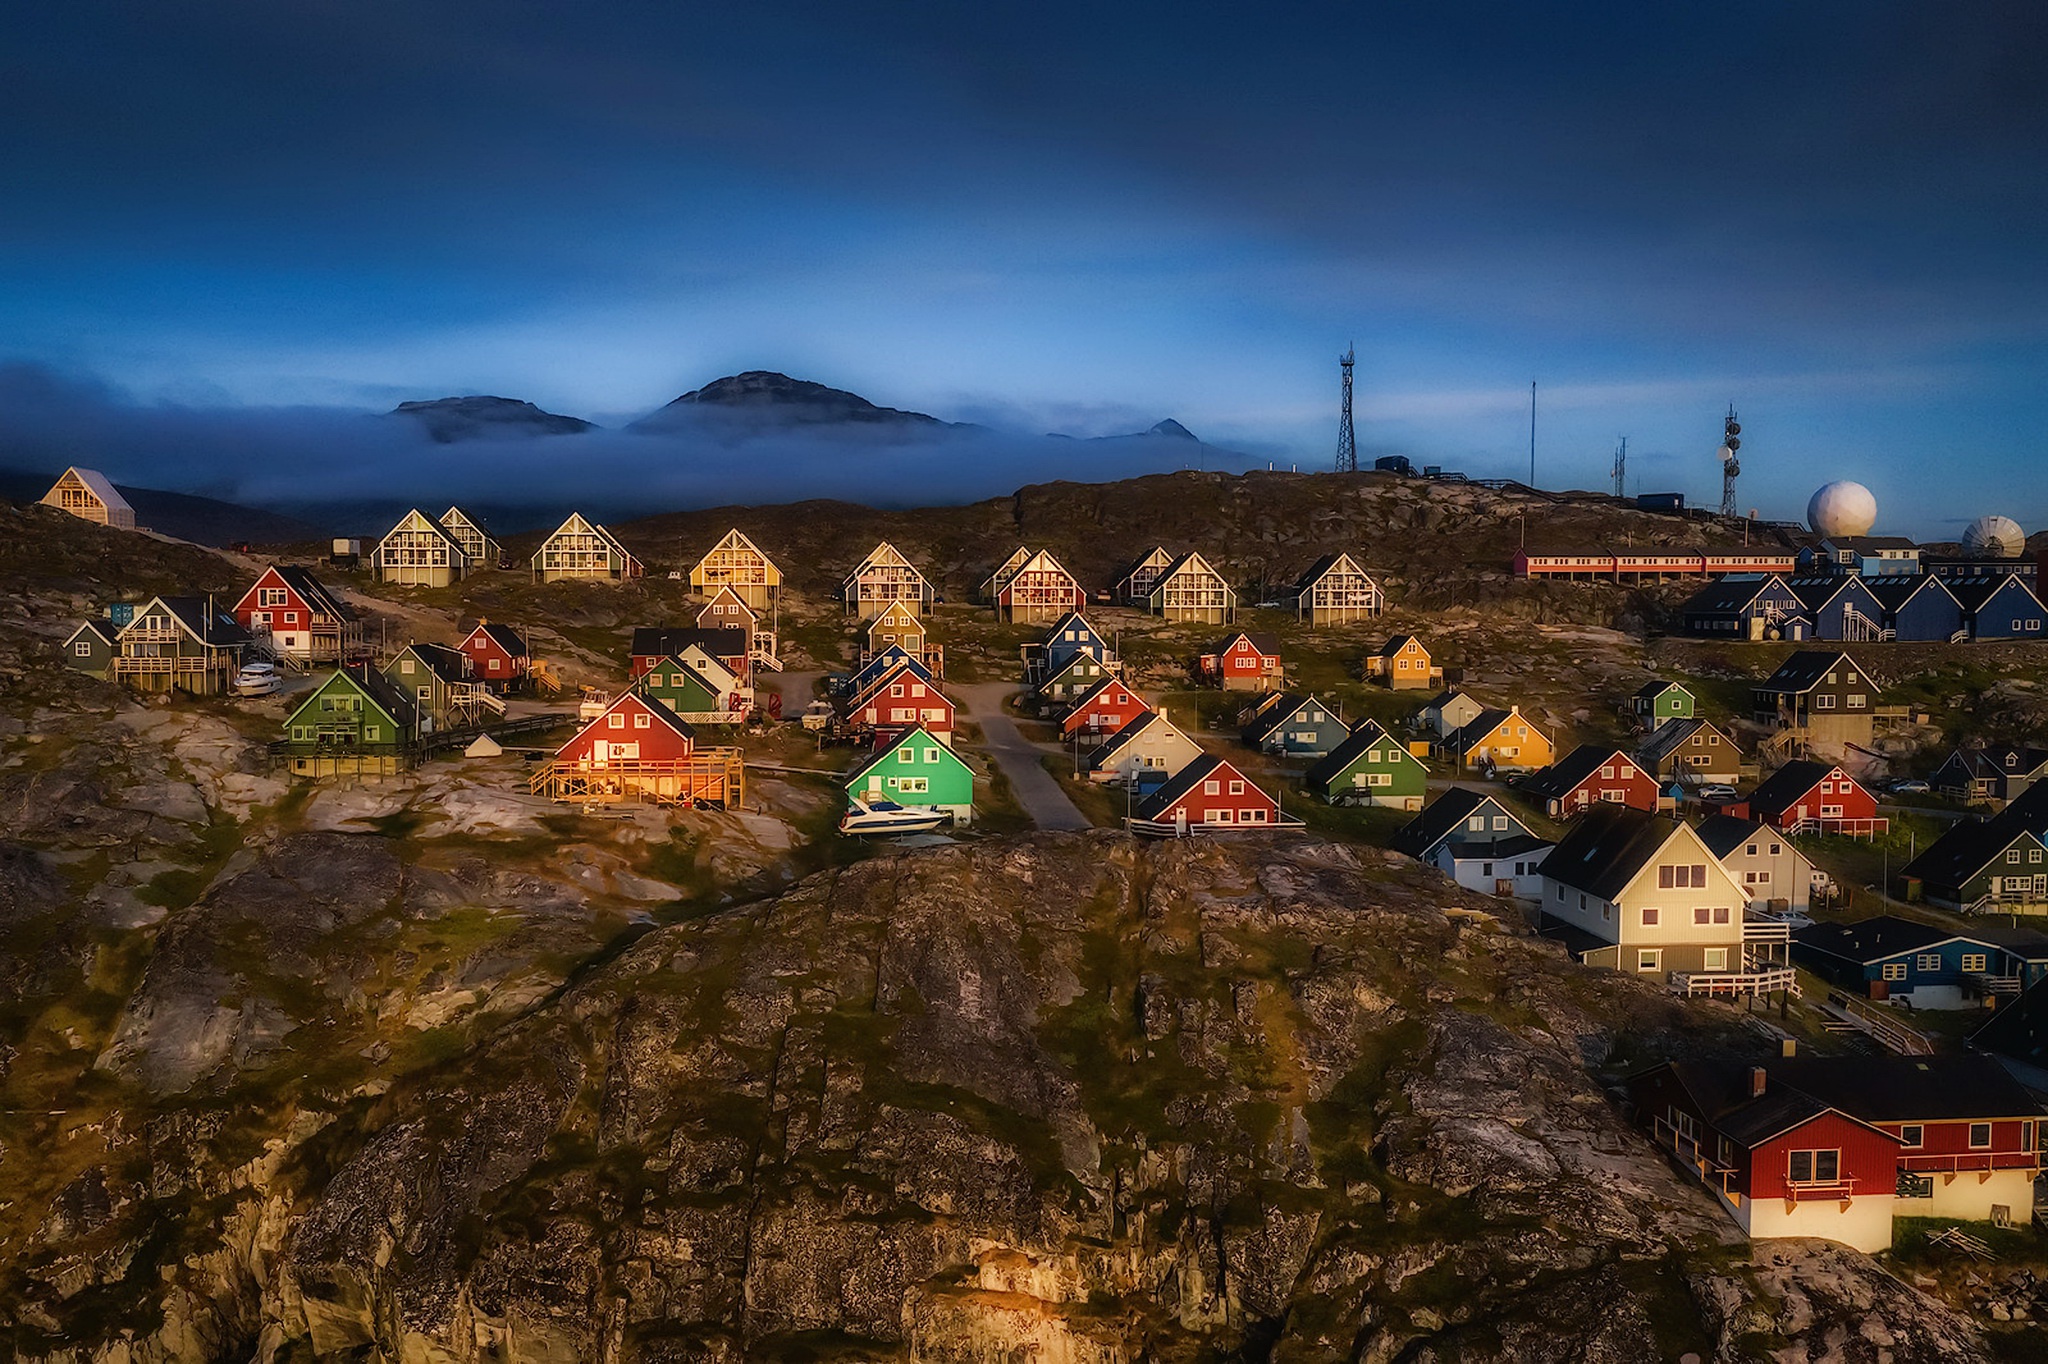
(953, 683, 1093, 831)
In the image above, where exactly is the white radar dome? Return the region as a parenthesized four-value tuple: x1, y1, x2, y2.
(1963, 514, 2026, 559)
(1807, 481, 1878, 538)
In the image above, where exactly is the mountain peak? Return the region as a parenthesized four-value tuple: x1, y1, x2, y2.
(389, 396, 595, 443)
(1149, 418, 1198, 440)
(633, 372, 948, 430)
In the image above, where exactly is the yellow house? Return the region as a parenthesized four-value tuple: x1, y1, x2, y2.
(1442, 704, 1554, 773)
(41, 467, 136, 530)
(1364, 635, 1441, 690)
(689, 529, 782, 610)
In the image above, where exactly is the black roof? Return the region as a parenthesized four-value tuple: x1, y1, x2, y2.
(1306, 719, 1404, 789)
(1135, 752, 1260, 818)
(630, 627, 747, 659)
(1442, 831, 1552, 861)
(1900, 814, 2038, 890)
(1636, 717, 1733, 768)
(1661, 1055, 2041, 1135)
(153, 596, 253, 648)
(1680, 574, 1788, 615)
(1241, 692, 1313, 743)
(1755, 649, 1864, 696)
(1863, 574, 1955, 611)
(1655, 1060, 1834, 1147)
(1947, 575, 2046, 613)
(469, 621, 529, 657)
(1742, 759, 1841, 819)
(1089, 709, 1179, 762)
(394, 641, 469, 684)
(332, 662, 420, 729)
(1633, 679, 1689, 700)
(1211, 629, 1281, 655)
(1817, 535, 1919, 552)
(1390, 786, 1529, 858)
(1971, 973, 2048, 1070)
(273, 565, 357, 622)
(1784, 576, 1872, 613)
(1792, 914, 1954, 965)
(1518, 744, 1633, 802)
(1694, 812, 1772, 859)
(1535, 802, 1683, 901)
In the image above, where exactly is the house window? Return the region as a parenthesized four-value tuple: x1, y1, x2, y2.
(1641, 907, 1659, 926)
(633, 714, 650, 729)
(1847, 694, 1866, 709)
(1213, 809, 1234, 823)
(1969, 1123, 1992, 1149)
(1636, 949, 1661, 972)
(73, 641, 90, 656)
(1882, 963, 1907, 981)
(488, 658, 502, 672)
(1768, 843, 1781, 856)
(1814, 694, 1836, 710)
(896, 776, 929, 794)
(898, 746, 915, 761)
(1916, 954, 1942, 971)
(2034, 850, 2044, 863)
(1962, 953, 1988, 972)
(1556, 885, 1566, 902)
(1601, 765, 1614, 779)
(2009, 850, 2023, 864)
(1704, 947, 1729, 971)
(923, 747, 940, 763)
(608, 714, 624, 729)
(1659, 865, 1707, 889)
(1899, 1125, 1923, 1148)
(1787, 1149, 1840, 1185)
(1203, 780, 1220, 795)
(1492, 816, 1509, 831)
(1228, 780, 1245, 795)
(1469, 816, 1485, 831)
(1694, 907, 1710, 924)
(1712, 907, 1730, 923)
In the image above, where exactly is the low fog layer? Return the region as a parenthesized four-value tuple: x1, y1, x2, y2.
(0, 364, 1265, 533)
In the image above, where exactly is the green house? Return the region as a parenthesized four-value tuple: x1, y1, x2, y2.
(62, 619, 116, 678)
(638, 655, 740, 720)
(846, 724, 974, 824)
(279, 665, 421, 778)
(1631, 680, 1696, 730)
(383, 643, 471, 729)
(1305, 719, 1429, 810)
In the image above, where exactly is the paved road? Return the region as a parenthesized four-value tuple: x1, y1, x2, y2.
(954, 683, 1094, 831)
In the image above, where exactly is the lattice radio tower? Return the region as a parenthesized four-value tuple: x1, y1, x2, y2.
(1718, 405, 1742, 517)
(1611, 436, 1627, 498)
(1335, 347, 1357, 472)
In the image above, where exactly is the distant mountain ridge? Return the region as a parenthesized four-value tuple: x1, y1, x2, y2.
(629, 371, 958, 432)
(389, 396, 596, 443)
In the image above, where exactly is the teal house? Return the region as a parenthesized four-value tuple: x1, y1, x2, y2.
(1306, 719, 1429, 809)
(846, 725, 975, 824)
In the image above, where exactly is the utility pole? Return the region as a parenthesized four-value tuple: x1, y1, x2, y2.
(1335, 347, 1357, 473)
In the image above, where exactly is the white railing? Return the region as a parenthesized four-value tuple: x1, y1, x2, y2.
(1671, 967, 1799, 998)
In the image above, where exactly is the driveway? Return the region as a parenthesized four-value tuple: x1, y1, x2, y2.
(953, 682, 1093, 831)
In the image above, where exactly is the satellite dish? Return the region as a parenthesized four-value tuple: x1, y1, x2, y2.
(1724, 435, 1740, 452)
(1717, 445, 1735, 462)
(1725, 422, 1741, 437)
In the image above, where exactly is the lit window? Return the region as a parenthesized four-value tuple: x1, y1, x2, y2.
(1883, 963, 1907, 980)
(608, 714, 624, 729)
(1962, 954, 1988, 972)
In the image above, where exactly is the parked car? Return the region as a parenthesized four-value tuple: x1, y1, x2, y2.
(1695, 783, 1738, 801)
(1890, 779, 1930, 795)
(232, 662, 279, 697)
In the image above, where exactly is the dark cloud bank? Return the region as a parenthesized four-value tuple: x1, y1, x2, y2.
(0, 364, 1264, 534)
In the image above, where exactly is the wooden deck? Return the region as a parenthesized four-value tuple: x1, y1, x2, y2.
(528, 750, 744, 808)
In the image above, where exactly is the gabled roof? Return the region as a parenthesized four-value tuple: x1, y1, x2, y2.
(1681, 573, 1793, 615)
(849, 658, 947, 712)
(1694, 813, 1775, 860)
(1793, 915, 1956, 965)
(1422, 688, 1477, 712)
(1946, 574, 2047, 613)
(1068, 674, 1144, 716)
(1743, 759, 1850, 819)
(1291, 551, 1375, 591)
(1376, 634, 1426, 659)
(124, 596, 252, 648)
(1004, 548, 1079, 584)
(636, 654, 729, 702)
(1970, 971, 2048, 1068)
(1937, 744, 2048, 784)
(630, 626, 748, 659)
(692, 528, 781, 575)
(1243, 693, 1339, 744)
(844, 540, 925, 582)
(848, 647, 933, 697)
(1040, 648, 1111, 687)
(846, 725, 969, 786)
(1390, 786, 1529, 858)
(439, 506, 496, 542)
(534, 512, 634, 563)
(1755, 650, 1865, 696)
(382, 508, 467, 554)
(1863, 574, 1957, 612)
(1817, 535, 1919, 552)
(1536, 802, 1690, 901)
(563, 689, 694, 754)
(1900, 815, 2046, 890)
(1519, 746, 1638, 802)
(1135, 752, 1268, 818)
(465, 621, 530, 658)
(65, 618, 115, 648)
(865, 599, 921, 633)
(980, 545, 1031, 593)
(51, 466, 133, 514)
(390, 642, 468, 685)
(1155, 549, 1224, 583)
(268, 565, 356, 622)
(1115, 545, 1175, 584)
(1651, 1061, 1846, 1149)
(1697, 1055, 2043, 1130)
(1306, 719, 1421, 789)
(1633, 679, 1691, 701)
(1444, 707, 1534, 753)
(1089, 709, 1191, 764)
(1209, 629, 1281, 656)
(289, 663, 419, 732)
(1784, 575, 1878, 613)
(1041, 609, 1101, 643)
(1636, 717, 1734, 768)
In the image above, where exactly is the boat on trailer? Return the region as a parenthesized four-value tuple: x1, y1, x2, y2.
(839, 797, 951, 836)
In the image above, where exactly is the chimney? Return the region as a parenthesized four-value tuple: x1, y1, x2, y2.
(1749, 1066, 1768, 1098)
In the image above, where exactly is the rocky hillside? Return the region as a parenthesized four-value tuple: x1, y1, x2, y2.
(389, 396, 598, 442)
(629, 371, 960, 431)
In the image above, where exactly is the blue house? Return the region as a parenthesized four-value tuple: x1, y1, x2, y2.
(1864, 575, 1966, 643)
(1785, 576, 1889, 642)
(1036, 610, 1115, 672)
(1792, 914, 2048, 1008)
(1951, 576, 2048, 640)
(841, 647, 935, 700)
(1240, 693, 1349, 757)
(1680, 574, 1811, 640)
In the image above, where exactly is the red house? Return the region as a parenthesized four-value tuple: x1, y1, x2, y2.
(845, 662, 957, 747)
(1518, 745, 1660, 819)
(529, 689, 742, 808)
(1736, 760, 1887, 838)
(458, 621, 530, 692)
(1132, 753, 1293, 835)
(555, 690, 695, 767)
(1061, 677, 1152, 741)
(1197, 630, 1283, 692)
(230, 565, 363, 663)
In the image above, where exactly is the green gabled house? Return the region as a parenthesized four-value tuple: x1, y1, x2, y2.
(1306, 719, 1429, 810)
(1630, 680, 1696, 731)
(278, 664, 422, 779)
(637, 654, 741, 721)
(846, 724, 975, 824)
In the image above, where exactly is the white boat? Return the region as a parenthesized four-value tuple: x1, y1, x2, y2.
(838, 797, 950, 836)
(232, 662, 280, 697)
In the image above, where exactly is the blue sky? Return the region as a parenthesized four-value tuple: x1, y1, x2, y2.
(3, 1, 2045, 534)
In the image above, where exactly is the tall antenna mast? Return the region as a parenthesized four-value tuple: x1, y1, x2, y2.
(1529, 381, 1537, 487)
(1611, 437, 1628, 498)
(1718, 405, 1742, 517)
(1335, 346, 1356, 472)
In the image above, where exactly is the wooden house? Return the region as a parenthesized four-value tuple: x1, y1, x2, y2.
(1950, 576, 2048, 640)
(1796, 536, 1923, 577)
(1035, 651, 1118, 713)
(1115, 547, 1176, 605)
(1288, 552, 1383, 625)
(438, 507, 500, 567)
(1752, 651, 1879, 749)
(1519, 745, 1659, 819)
(1417, 689, 1487, 738)
(1146, 551, 1235, 624)
(1198, 630, 1282, 692)
(1695, 814, 1816, 915)
(843, 648, 933, 703)
(1864, 575, 1966, 643)
(689, 530, 782, 611)
(1734, 760, 1886, 838)
(1240, 693, 1347, 758)
(846, 725, 974, 824)
(1023, 612, 1117, 688)
(383, 643, 503, 730)
(863, 599, 943, 675)
(372, 508, 471, 587)
(532, 513, 642, 582)
(997, 549, 1087, 623)
(278, 665, 421, 778)
(1635, 718, 1743, 785)
(1061, 677, 1151, 743)
(1440, 705, 1553, 774)
(530, 690, 742, 809)
(458, 622, 531, 692)
(1131, 753, 1290, 835)
(637, 655, 749, 723)
(62, 619, 116, 678)
(1364, 635, 1438, 690)
(1933, 744, 2048, 806)
(845, 662, 956, 747)
(631, 627, 749, 684)
(696, 586, 781, 671)
(1794, 916, 2048, 1006)
(1535, 803, 1789, 995)
(978, 546, 1032, 603)
(1784, 576, 1890, 642)
(1680, 574, 1811, 641)
(230, 565, 362, 664)
(1630, 680, 1695, 730)
(111, 596, 250, 695)
(842, 541, 930, 619)
(1903, 816, 2048, 914)
(1085, 711, 1203, 788)
(1307, 720, 1429, 810)
(41, 467, 135, 529)
(1390, 787, 1550, 897)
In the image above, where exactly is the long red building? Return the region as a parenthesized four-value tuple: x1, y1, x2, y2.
(1514, 550, 1796, 582)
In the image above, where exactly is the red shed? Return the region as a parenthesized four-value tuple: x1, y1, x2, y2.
(459, 621, 530, 691)
(1061, 677, 1152, 741)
